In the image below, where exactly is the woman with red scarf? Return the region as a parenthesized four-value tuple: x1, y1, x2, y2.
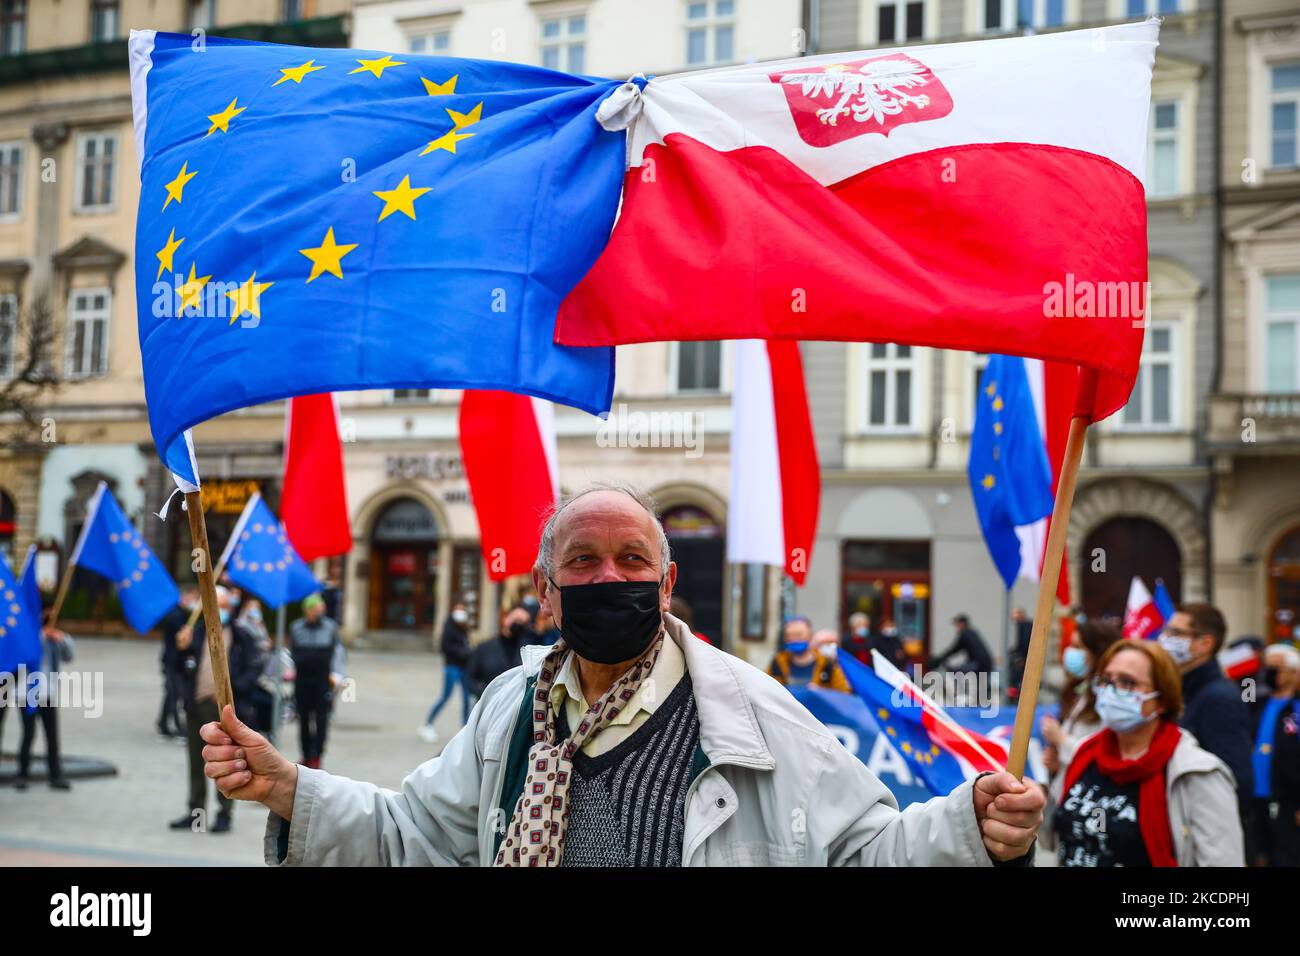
(1054, 640, 1243, 867)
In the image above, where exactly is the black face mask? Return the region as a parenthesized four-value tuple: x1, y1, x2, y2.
(508, 622, 531, 643)
(550, 577, 663, 665)
(1262, 667, 1280, 690)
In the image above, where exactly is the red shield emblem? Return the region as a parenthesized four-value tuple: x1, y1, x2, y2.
(770, 53, 954, 147)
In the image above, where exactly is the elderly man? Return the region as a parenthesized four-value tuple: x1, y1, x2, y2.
(200, 483, 1043, 867)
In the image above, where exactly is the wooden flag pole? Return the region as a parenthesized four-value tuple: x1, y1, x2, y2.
(185, 490, 234, 713)
(46, 555, 78, 630)
(1006, 412, 1090, 779)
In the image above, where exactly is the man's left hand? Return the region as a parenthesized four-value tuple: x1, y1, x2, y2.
(973, 771, 1045, 862)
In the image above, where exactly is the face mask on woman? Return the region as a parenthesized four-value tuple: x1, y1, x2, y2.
(1093, 683, 1159, 733)
(1063, 646, 1089, 679)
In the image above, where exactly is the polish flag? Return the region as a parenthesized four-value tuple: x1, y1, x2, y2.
(459, 391, 559, 582)
(1122, 576, 1164, 640)
(727, 340, 819, 585)
(281, 393, 351, 561)
(557, 20, 1158, 426)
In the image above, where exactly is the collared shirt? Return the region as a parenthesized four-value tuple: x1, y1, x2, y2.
(548, 633, 686, 758)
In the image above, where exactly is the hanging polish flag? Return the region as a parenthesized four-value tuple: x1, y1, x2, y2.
(1122, 576, 1163, 640)
(726, 340, 819, 585)
(459, 391, 559, 582)
(282, 393, 352, 561)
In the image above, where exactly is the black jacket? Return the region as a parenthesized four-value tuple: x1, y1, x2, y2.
(175, 619, 265, 727)
(933, 627, 994, 674)
(465, 633, 523, 699)
(440, 617, 471, 668)
(1181, 658, 1254, 808)
(159, 605, 188, 666)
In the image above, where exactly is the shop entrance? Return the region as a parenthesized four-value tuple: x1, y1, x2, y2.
(840, 539, 932, 663)
(368, 498, 440, 631)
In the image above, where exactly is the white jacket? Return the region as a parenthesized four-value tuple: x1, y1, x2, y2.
(264, 615, 997, 867)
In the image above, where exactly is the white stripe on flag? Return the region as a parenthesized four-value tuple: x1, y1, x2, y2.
(727, 340, 784, 567)
(530, 396, 560, 501)
(1014, 357, 1047, 583)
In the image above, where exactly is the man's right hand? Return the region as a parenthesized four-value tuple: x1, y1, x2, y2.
(201, 705, 298, 821)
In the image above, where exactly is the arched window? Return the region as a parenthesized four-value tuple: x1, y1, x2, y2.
(1081, 517, 1182, 624)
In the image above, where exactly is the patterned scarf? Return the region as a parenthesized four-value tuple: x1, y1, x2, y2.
(493, 631, 665, 867)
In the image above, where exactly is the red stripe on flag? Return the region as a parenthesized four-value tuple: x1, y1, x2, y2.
(459, 391, 556, 582)
(282, 393, 351, 561)
(766, 341, 819, 585)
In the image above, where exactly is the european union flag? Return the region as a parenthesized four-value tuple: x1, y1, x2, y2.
(1153, 578, 1176, 625)
(130, 31, 627, 482)
(224, 495, 319, 609)
(72, 483, 181, 634)
(0, 552, 41, 677)
(967, 355, 1054, 589)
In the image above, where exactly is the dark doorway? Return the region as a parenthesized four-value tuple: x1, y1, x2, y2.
(841, 539, 932, 663)
(1081, 517, 1182, 626)
(660, 505, 724, 645)
(368, 498, 440, 630)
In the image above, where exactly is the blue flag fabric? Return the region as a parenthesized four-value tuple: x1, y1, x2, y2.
(0, 553, 41, 677)
(73, 484, 181, 634)
(224, 497, 319, 609)
(1153, 578, 1176, 625)
(131, 31, 627, 483)
(968, 354, 1054, 589)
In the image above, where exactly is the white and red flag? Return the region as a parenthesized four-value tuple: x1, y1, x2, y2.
(727, 340, 820, 585)
(459, 391, 559, 582)
(558, 20, 1158, 425)
(1122, 576, 1164, 640)
(281, 393, 351, 561)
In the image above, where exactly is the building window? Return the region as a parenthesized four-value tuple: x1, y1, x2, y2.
(1126, 0, 1179, 14)
(0, 141, 21, 217)
(281, 0, 302, 21)
(66, 288, 111, 379)
(540, 13, 586, 73)
(1147, 100, 1181, 197)
(408, 29, 450, 54)
(187, 0, 216, 31)
(0, 0, 24, 55)
(1265, 274, 1300, 393)
(1120, 322, 1175, 427)
(863, 343, 915, 430)
(674, 341, 722, 392)
(877, 1, 924, 44)
(1271, 61, 1300, 170)
(969, 352, 990, 427)
(686, 0, 734, 67)
(741, 563, 767, 641)
(985, 0, 1064, 31)
(392, 389, 432, 402)
(90, 0, 119, 42)
(75, 132, 117, 212)
(0, 293, 15, 379)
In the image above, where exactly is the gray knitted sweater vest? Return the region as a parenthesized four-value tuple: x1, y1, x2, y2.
(555, 672, 701, 867)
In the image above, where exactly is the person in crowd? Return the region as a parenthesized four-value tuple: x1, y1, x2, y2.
(1039, 621, 1123, 842)
(171, 585, 264, 832)
(534, 607, 562, 646)
(1159, 603, 1254, 839)
(669, 595, 711, 645)
(768, 616, 851, 692)
(1007, 607, 1033, 700)
(419, 600, 472, 744)
(320, 563, 342, 623)
(875, 617, 909, 670)
(464, 605, 532, 701)
(200, 483, 1043, 867)
(3, 623, 75, 791)
(1252, 643, 1300, 866)
(932, 613, 994, 678)
(157, 587, 197, 740)
(237, 597, 275, 733)
(1054, 639, 1243, 867)
(289, 593, 346, 770)
(842, 612, 873, 664)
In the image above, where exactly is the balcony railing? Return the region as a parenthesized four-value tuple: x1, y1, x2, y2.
(1208, 392, 1300, 451)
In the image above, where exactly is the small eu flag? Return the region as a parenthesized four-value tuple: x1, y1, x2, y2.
(0, 551, 41, 677)
(223, 494, 320, 609)
(130, 31, 628, 483)
(71, 483, 181, 634)
(967, 354, 1054, 589)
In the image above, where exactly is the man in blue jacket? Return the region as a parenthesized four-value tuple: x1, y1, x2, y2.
(1160, 602, 1254, 861)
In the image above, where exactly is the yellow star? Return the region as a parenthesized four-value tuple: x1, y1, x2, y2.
(176, 262, 212, 315)
(162, 161, 197, 211)
(981, 474, 996, 490)
(349, 55, 405, 79)
(420, 129, 473, 156)
(446, 102, 483, 129)
(992, 396, 1004, 412)
(226, 272, 274, 324)
(985, 381, 997, 397)
(298, 227, 358, 282)
(273, 59, 325, 86)
(155, 228, 184, 280)
(206, 98, 246, 135)
(373, 174, 431, 221)
(993, 422, 1003, 435)
(421, 74, 458, 95)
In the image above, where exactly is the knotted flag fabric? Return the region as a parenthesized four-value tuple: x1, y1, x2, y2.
(70, 483, 180, 634)
(129, 31, 626, 484)
(557, 19, 1159, 424)
(223, 493, 320, 609)
(968, 354, 1055, 589)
